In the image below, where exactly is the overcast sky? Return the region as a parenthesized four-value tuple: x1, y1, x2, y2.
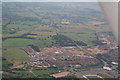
(2, 0, 97, 2)
(2, 0, 119, 2)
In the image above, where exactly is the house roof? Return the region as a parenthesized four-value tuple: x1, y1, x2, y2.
(50, 72, 70, 78)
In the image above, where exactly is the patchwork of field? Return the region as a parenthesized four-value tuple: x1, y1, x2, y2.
(59, 27, 97, 45)
(2, 67, 62, 78)
(2, 19, 99, 67)
(2, 2, 118, 78)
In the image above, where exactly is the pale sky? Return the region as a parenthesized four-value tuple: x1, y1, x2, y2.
(2, 0, 119, 2)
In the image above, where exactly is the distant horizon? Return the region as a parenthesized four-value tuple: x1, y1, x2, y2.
(2, 0, 118, 2)
(2, 0, 98, 2)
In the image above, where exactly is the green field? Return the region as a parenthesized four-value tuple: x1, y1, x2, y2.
(87, 78, 103, 80)
(3, 37, 55, 47)
(3, 48, 28, 60)
(2, 37, 55, 65)
(3, 47, 28, 66)
(60, 27, 97, 45)
(2, 71, 35, 78)
(2, 2, 113, 78)
(33, 70, 59, 78)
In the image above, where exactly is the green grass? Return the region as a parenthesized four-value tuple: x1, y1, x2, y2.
(3, 47, 28, 66)
(3, 69, 59, 78)
(57, 57, 68, 61)
(2, 37, 56, 65)
(13, 71, 35, 78)
(2, 59, 13, 69)
(2, 3, 110, 78)
(12, 21, 39, 25)
(87, 78, 103, 80)
(3, 48, 28, 60)
(3, 37, 55, 48)
(97, 73, 112, 78)
(3, 38, 33, 47)
(33, 69, 59, 78)
(7, 24, 34, 29)
(3, 71, 35, 78)
(2, 30, 29, 38)
(60, 27, 97, 45)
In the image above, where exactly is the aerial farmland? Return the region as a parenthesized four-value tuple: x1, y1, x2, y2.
(2, 2, 118, 78)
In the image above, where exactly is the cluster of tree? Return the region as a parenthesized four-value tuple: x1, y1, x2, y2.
(2, 20, 11, 29)
(2, 36, 36, 41)
(52, 34, 87, 47)
(52, 34, 75, 46)
(22, 33, 37, 36)
(28, 45, 40, 52)
(2, 33, 38, 41)
(92, 40, 105, 45)
(2, 57, 13, 70)
(75, 41, 87, 46)
(96, 54, 105, 61)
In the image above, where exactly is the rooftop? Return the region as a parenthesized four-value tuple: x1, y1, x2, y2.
(50, 72, 70, 78)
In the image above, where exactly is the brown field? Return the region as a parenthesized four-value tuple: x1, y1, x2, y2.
(61, 21, 70, 25)
(91, 21, 105, 25)
(10, 65, 24, 69)
(87, 48, 109, 54)
(69, 50, 85, 54)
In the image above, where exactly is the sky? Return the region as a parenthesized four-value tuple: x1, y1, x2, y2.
(2, 0, 119, 2)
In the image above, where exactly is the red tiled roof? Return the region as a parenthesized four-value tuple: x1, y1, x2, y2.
(50, 72, 70, 78)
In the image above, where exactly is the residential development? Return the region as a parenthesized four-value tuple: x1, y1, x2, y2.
(2, 2, 118, 78)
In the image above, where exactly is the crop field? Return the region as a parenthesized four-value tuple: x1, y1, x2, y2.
(3, 38, 34, 47)
(3, 48, 28, 60)
(33, 69, 59, 78)
(2, 2, 118, 78)
(3, 30, 29, 38)
(2, 37, 55, 66)
(3, 47, 28, 65)
(30, 31, 56, 36)
(59, 27, 97, 45)
(2, 71, 35, 78)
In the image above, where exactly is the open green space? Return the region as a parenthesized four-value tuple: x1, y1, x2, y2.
(3, 37, 55, 48)
(3, 48, 28, 60)
(3, 47, 28, 66)
(33, 69, 59, 78)
(87, 78, 103, 80)
(60, 27, 97, 45)
(2, 2, 114, 78)
(2, 71, 35, 78)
